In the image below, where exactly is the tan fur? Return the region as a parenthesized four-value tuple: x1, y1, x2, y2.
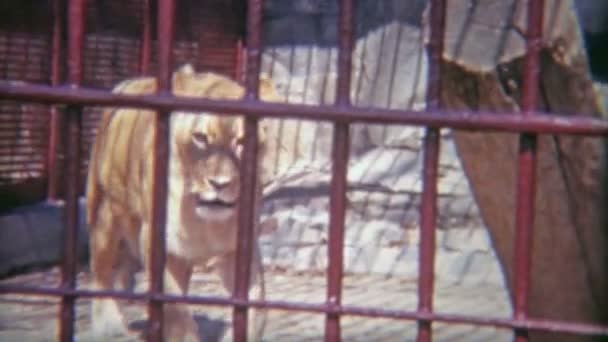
(86, 64, 280, 341)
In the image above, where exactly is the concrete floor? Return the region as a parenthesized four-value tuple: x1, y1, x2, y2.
(0, 266, 512, 342)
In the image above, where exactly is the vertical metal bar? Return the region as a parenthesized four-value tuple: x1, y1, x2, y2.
(140, 0, 151, 75)
(324, 1, 354, 341)
(147, 0, 175, 341)
(235, 38, 244, 83)
(59, 0, 85, 340)
(513, 1, 543, 341)
(243, 0, 262, 100)
(47, 0, 63, 201)
(324, 126, 349, 342)
(416, 1, 445, 341)
(335, 0, 354, 107)
(232, 0, 263, 340)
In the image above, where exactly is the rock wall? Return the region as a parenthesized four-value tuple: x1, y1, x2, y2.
(256, 0, 503, 289)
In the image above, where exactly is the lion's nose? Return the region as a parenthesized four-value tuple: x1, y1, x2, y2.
(209, 177, 232, 191)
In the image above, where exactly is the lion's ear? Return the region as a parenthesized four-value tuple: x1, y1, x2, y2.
(232, 118, 267, 147)
(259, 73, 282, 103)
(178, 63, 195, 75)
(172, 63, 196, 92)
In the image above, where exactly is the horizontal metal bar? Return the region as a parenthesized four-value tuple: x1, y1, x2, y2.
(0, 83, 607, 136)
(1, 284, 607, 336)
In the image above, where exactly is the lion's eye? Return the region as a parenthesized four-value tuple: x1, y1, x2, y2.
(192, 132, 208, 149)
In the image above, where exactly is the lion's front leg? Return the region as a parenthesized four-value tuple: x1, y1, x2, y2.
(89, 200, 130, 338)
(162, 254, 199, 342)
(217, 245, 267, 342)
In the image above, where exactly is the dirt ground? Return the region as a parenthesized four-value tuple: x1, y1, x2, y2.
(0, 266, 512, 341)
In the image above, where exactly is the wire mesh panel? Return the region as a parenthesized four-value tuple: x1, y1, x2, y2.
(0, 3, 53, 209)
(0, 0, 608, 342)
(0, 0, 244, 204)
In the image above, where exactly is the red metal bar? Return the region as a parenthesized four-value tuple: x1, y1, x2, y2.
(513, 1, 544, 341)
(59, 0, 85, 340)
(235, 38, 245, 82)
(243, 0, 262, 100)
(335, 0, 354, 107)
(47, 0, 64, 201)
(416, 1, 446, 341)
(233, 118, 259, 342)
(3, 83, 608, 136)
(140, 0, 152, 75)
(146, 0, 175, 341)
(324, 0, 354, 341)
(416, 131, 439, 342)
(325, 125, 349, 342)
(2, 284, 608, 337)
(232, 0, 264, 340)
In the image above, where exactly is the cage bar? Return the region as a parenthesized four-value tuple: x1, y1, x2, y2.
(416, 0, 446, 341)
(1, 283, 607, 337)
(47, 0, 63, 201)
(235, 39, 245, 82)
(146, 0, 176, 341)
(324, 0, 354, 341)
(232, 0, 264, 340)
(140, 0, 152, 75)
(325, 125, 349, 342)
(3, 83, 608, 136)
(58, 0, 86, 340)
(513, 0, 544, 341)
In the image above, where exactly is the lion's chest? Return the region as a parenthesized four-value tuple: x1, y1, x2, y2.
(165, 196, 239, 262)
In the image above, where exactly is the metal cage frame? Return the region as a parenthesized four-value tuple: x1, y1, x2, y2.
(1, 0, 608, 341)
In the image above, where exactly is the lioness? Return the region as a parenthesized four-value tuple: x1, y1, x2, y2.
(86, 64, 278, 341)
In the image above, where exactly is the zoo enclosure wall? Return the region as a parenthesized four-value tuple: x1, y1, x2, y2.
(0, 0, 245, 209)
(0, 0, 608, 342)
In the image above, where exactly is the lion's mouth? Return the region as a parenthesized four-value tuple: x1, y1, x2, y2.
(196, 198, 237, 209)
(195, 197, 237, 221)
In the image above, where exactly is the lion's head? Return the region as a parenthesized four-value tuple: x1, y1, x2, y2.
(168, 64, 276, 221)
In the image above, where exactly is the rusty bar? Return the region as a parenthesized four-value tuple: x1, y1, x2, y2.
(146, 0, 175, 341)
(3, 83, 608, 135)
(416, 0, 446, 341)
(325, 124, 349, 342)
(140, 0, 152, 75)
(59, 0, 86, 340)
(235, 39, 245, 82)
(335, 0, 354, 107)
(47, 0, 64, 201)
(59, 109, 81, 341)
(324, 0, 354, 341)
(233, 117, 259, 342)
(416, 127, 439, 342)
(243, 0, 262, 100)
(512, 1, 544, 341)
(156, 0, 175, 92)
(520, 0, 543, 114)
(2, 284, 608, 337)
(232, 0, 264, 340)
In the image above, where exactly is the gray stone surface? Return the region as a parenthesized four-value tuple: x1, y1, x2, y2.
(0, 200, 88, 277)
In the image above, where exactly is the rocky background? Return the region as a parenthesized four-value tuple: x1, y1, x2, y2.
(254, 0, 608, 294)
